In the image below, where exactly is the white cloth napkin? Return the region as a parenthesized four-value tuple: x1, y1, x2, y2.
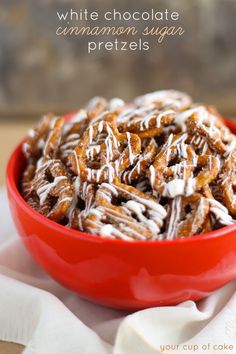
(1, 188, 236, 354)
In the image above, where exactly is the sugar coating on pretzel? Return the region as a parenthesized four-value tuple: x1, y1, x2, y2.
(220, 150, 236, 216)
(24, 158, 74, 222)
(134, 90, 192, 111)
(122, 138, 158, 184)
(70, 114, 142, 183)
(165, 194, 209, 239)
(118, 106, 176, 138)
(21, 89, 236, 240)
(82, 180, 167, 240)
(23, 114, 52, 159)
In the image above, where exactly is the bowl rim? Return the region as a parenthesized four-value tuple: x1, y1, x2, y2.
(6, 116, 236, 246)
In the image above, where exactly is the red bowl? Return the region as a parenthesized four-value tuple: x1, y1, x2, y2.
(6, 117, 236, 310)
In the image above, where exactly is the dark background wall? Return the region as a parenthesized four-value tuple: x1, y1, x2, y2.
(0, 0, 236, 119)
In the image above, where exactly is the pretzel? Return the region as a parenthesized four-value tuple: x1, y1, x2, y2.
(193, 155, 220, 190)
(22, 163, 36, 199)
(21, 162, 43, 214)
(23, 114, 52, 159)
(69, 112, 119, 165)
(60, 133, 81, 163)
(201, 215, 213, 233)
(148, 133, 195, 197)
(134, 90, 192, 111)
(85, 96, 125, 122)
(21, 90, 236, 240)
(59, 112, 88, 163)
(118, 107, 175, 138)
(134, 178, 153, 194)
(165, 194, 209, 239)
(27, 159, 73, 222)
(68, 179, 97, 229)
(186, 109, 227, 155)
(149, 133, 220, 197)
(202, 185, 236, 226)
(108, 97, 125, 113)
(186, 134, 212, 156)
(86, 97, 108, 121)
(62, 109, 88, 136)
(82, 179, 167, 240)
(220, 150, 236, 216)
(122, 138, 158, 184)
(44, 116, 65, 158)
(84, 185, 155, 240)
(69, 114, 141, 183)
(220, 126, 236, 156)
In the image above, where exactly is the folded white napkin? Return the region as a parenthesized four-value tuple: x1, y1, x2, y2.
(1, 187, 236, 354)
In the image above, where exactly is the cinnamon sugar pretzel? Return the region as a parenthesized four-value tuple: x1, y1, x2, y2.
(21, 90, 236, 240)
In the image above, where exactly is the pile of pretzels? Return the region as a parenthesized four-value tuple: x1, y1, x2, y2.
(21, 90, 236, 240)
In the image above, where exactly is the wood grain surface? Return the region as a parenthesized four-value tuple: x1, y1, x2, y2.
(0, 0, 236, 118)
(0, 341, 24, 354)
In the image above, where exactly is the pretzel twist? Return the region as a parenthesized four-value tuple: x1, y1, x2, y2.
(122, 138, 158, 184)
(23, 114, 52, 159)
(27, 159, 73, 222)
(70, 115, 141, 183)
(187, 111, 227, 155)
(165, 194, 209, 239)
(82, 179, 167, 240)
(118, 107, 175, 138)
(148, 133, 220, 198)
(220, 150, 236, 216)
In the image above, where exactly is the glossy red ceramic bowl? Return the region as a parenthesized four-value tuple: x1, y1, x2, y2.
(6, 117, 236, 310)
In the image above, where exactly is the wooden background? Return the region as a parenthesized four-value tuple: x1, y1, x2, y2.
(0, 0, 236, 120)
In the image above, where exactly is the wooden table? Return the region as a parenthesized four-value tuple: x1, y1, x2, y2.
(0, 342, 24, 354)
